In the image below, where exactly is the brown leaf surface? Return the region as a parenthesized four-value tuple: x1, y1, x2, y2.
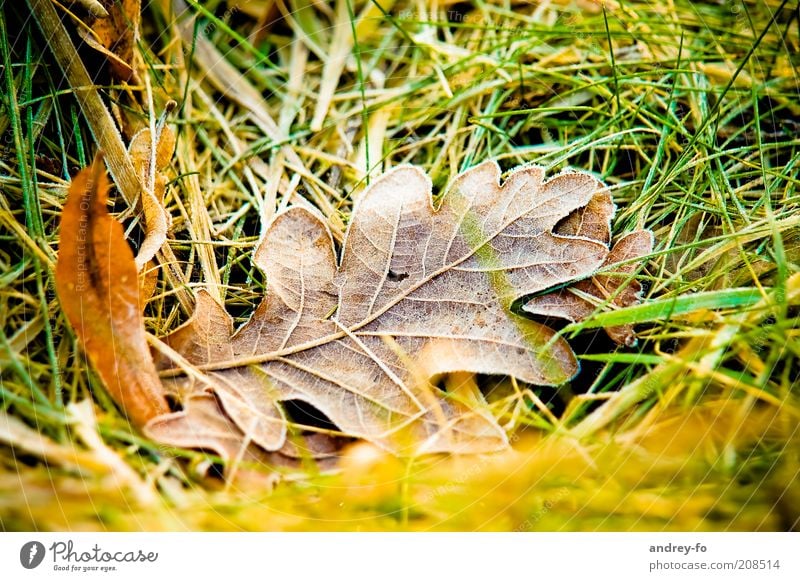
(523, 230, 654, 346)
(149, 162, 633, 455)
(55, 156, 169, 425)
(146, 393, 342, 471)
(76, 0, 141, 82)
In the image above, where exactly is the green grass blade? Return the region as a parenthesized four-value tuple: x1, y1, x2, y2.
(564, 288, 766, 331)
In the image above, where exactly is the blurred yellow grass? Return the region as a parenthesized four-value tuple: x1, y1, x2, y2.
(2, 398, 795, 531)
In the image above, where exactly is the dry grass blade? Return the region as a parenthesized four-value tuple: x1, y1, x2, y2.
(27, 0, 140, 205)
(29, 0, 190, 308)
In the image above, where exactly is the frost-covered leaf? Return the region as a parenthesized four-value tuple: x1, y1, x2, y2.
(145, 393, 341, 471)
(524, 230, 654, 346)
(149, 161, 629, 455)
(128, 121, 175, 271)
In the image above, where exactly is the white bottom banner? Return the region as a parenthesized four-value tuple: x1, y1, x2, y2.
(0, 532, 797, 580)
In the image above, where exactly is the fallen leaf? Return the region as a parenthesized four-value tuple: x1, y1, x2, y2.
(128, 119, 175, 271)
(72, 0, 109, 18)
(55, 156, 169, 426)
(151, 161, 630, 455)
(524, 230, 654, 346)
(146, 393, 342, 471)
(146, 393, 266, 465)
(76, 0, 141, 82)
(553, 186, 615, 244)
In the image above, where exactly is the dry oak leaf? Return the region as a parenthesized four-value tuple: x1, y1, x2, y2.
(524, 230, 654, 346)
(148, 161, 631, 455)
(55, 156, 169, 426)
(147, 393, 341, 472)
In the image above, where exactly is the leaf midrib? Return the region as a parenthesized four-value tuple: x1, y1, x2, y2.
(163, 186, 605, 375)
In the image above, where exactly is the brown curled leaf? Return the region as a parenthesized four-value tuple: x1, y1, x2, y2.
(75, 0, 142, 82)
(128, 123, 175, 271)
(151, 161, 640, 456)
(523, 230, 654, 346)
(55, 156, 169, 425)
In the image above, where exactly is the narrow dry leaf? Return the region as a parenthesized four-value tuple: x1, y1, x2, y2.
(128, 122, 175, 271)
(139, 259, 159, 308)
(55, 156, 169, 426)
(76, 0, 141, 81)
(308, 0, 397, 131)
(524, 230, 654, 346)
(151, 161, 634, 455)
